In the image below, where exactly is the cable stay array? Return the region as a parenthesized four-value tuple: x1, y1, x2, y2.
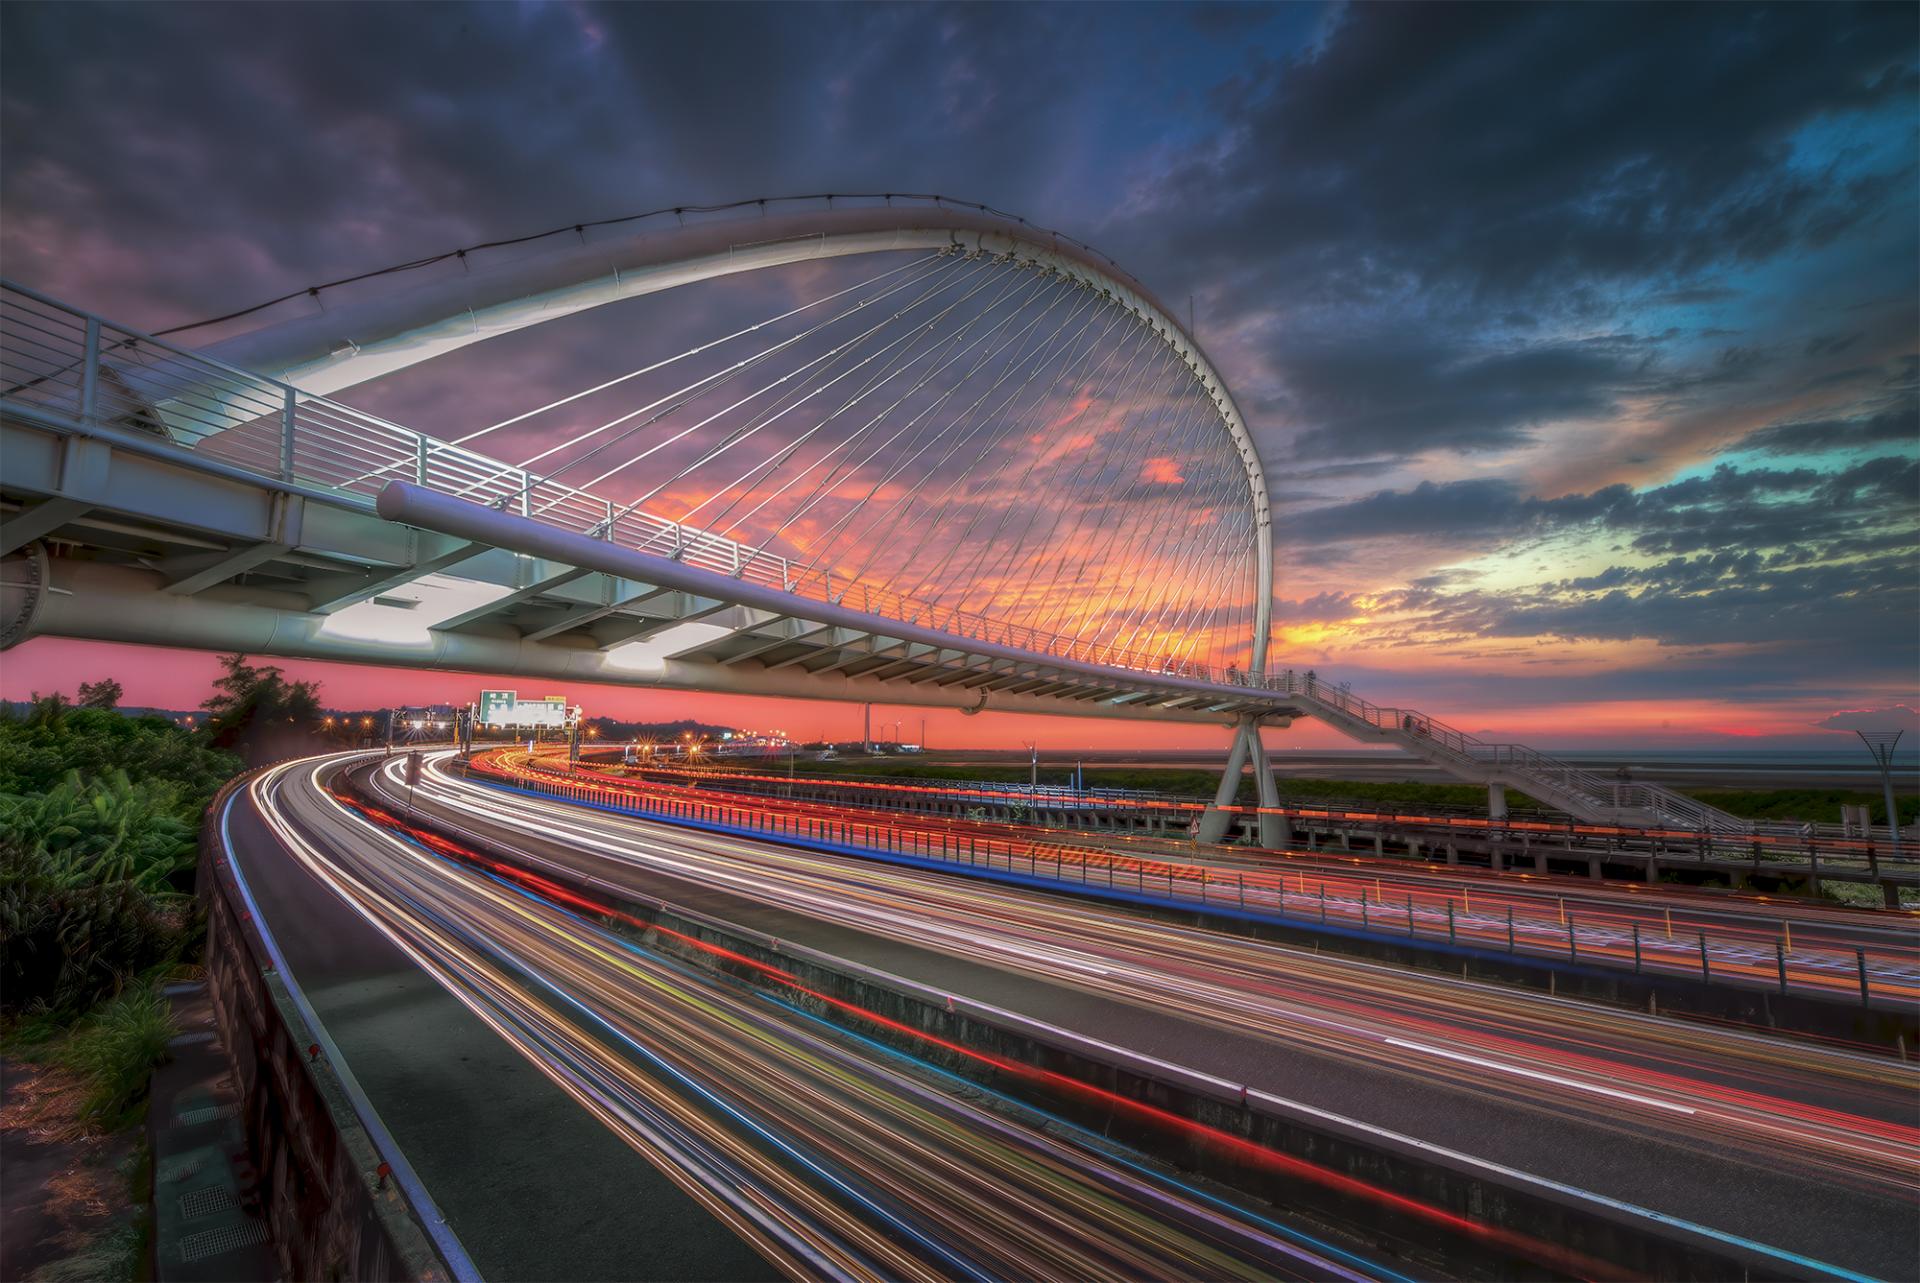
(5, 226, 1265, 680)
(355, 245, 1267, 677)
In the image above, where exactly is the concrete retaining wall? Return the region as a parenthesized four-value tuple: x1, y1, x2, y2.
(199, 776, 452, 1283)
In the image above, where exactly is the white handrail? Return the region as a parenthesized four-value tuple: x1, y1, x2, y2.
(0, 281, 1263, 691)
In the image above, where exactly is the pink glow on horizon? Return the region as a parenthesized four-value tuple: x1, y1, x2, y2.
(3, 639, 1891, 751)
(0, 638, 1322, 750)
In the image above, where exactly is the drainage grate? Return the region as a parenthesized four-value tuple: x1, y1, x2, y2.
(169, 1031, 216, 1047)
(157, 1155, 206, 1184)
(176, 1220, 268, 1264)
(174, 1103, 237, 1127)
(179, 1186, 237, 1220)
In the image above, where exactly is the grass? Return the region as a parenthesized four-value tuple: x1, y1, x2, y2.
(789, 760, 1916, 825)
(1820, 881, 1918, 909)
(28, 1221, 143, 1283)
(1686, 787, 1918, 826)
(2, 985, 171, 1283)
(12, 980, 179, 1128)
(792, 760, 1550, 811)
(62, 982, 176, 1125)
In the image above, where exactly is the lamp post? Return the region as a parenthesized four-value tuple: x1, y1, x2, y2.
(1856, 730, 1905, 869)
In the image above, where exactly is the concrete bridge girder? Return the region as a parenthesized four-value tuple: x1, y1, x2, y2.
(1, 418, 1336, 750)
(15, 556, 1300, 724)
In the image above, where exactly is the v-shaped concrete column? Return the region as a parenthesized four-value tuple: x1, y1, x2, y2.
(1196, 713, 1290, 846)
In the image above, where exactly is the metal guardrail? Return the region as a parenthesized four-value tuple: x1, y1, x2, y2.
(475, 753, 1919, 1008)
(0, 280, 1258, 688)
(588, 753, 1918, 884)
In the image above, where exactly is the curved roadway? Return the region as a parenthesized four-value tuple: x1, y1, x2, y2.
(225, 749, 1920, 1281)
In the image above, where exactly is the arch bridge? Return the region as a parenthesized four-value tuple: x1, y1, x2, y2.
(0, 195, 1745, 836)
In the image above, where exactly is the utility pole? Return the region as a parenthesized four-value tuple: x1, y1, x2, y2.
(1857, 730, 1906, 863)
(863, 703, 872, 754)
(1023, 740, 1038, 788)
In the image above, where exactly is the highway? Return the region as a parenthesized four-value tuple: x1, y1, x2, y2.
(605, 753, 1914, 886)
(228, 749, 1920, 1281)
(235, 753, 1405, 1282)
(494, 749, 1920, 1005)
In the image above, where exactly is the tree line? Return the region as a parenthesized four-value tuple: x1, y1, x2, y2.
(1, 654, 326, 1019)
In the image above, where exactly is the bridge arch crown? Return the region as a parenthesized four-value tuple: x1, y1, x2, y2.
(200, 196, 1275, 674)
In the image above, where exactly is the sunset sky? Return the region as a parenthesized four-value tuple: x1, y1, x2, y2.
(3, 2, 1915, 752)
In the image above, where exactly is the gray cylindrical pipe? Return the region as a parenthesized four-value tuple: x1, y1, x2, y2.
(22, 558, 1254, 725)
(376, 481, 1278, 710)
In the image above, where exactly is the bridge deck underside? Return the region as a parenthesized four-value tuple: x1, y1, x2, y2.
(0, 414, 1293, 724)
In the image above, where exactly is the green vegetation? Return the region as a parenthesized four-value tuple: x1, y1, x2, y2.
(54, 980, 179, 1125)
(199, 651, 322, 756)
(0, 696, 236, 1020)
(810, 759, 1916, 825)
(0, 679, 243, 1283)
(2, 655, 327, 1035)
(29, 1221, 144, 1283)
(1688, 787, 1917, 827)
(0, 695, 238, 800)
(800, 760, 1552, 812)
(76, 677, 124, 710)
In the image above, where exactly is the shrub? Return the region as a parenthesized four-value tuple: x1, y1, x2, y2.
(57, 980, 177, 1124)
(0, 699, 239, 804)
(0, 838, 188, 1017)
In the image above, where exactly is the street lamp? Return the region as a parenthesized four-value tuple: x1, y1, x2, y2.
(1856, 730, 1905, 867)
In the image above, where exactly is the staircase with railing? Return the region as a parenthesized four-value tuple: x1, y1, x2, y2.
(0, 280, 1791, 837)
(1268, 672, 1756, 833)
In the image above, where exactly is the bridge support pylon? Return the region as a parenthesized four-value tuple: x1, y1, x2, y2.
(1489, 784, 1508, 822)
(1246, 719, 1290, 849)
(1197, 714, 1287, 847)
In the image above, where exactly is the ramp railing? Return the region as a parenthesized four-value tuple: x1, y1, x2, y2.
(0, 280, 1261, 690)
(1266, 671, 1756, 834)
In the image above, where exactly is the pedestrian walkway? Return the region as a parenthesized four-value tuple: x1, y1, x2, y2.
(148, 981, 280, 1282)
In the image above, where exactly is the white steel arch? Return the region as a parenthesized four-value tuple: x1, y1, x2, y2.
(200, 201, 1277, 674)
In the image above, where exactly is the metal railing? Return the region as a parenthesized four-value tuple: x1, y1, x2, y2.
(0, 281, 1833, 842)
(1258, 671, 1758, 834)
(583, 752, 1917, 882)
(473, 752, 1918, 1009)
(0, 280, 1259, 689)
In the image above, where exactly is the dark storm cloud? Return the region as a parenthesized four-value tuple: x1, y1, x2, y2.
(1296, 448, 1917, 679)
(1730, 385, 1919, 456)
(1117, 1, 1916, 304)
(1288, 454, 1917, 556)
(1100, 1, 1918, 469)
(1269, 331, 1655, 459)
(2, 1, 1913, 726)
(0, 2, 1130, 324)
(1280, 476, 1626, 545)
(1392, 547, 1917, 657)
